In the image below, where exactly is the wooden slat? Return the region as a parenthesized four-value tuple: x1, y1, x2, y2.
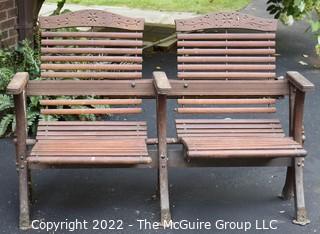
(177, 98, 276, 105)
(178, 41, 275, 47)
(28, 156, 151, 164)
(26, 79, 288, 97)
(178, 64, 275, 71)
(178, 133, 285, 137)
(178, 56, 275, 63)
(41, 31, 143, 39)
(175, 119, 281, 124)
(40, 99, 142, 106)
(38, 125, 147, 131)
(177, 129, 283, 134)
(36, 135, 146, 140)
(178, 72, 275, 79)
(37, 131, 146, 136)
(177, 33, 276, 40)
(41, 47, 142, 54)
(41, 56, 142, 63)
(176, 123, 281, 129)
(38, 121, 146, 126)
(41, 72, 141, 79)
(176, 107, 276, 114)
(187, 149, 306, 158)
(41, 64, 142, 71)
(41, 39, 143, 47)
(40, 108, 142, 115)
(178, 48, 275, 55)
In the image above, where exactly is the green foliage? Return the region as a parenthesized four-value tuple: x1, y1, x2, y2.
(267, 0, 320, 55)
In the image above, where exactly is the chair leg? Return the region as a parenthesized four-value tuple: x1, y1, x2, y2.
(158, 161, 171, 225)
(292, 157, 310, 225)
(280, 166, 294, 200)
(19, 162, 30, 230)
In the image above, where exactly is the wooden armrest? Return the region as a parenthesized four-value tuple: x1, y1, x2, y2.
(153, 71, 171, 95)
(286, 71, 314, 92)
(7, 72, 29, 95)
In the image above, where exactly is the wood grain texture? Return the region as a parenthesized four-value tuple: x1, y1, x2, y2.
(39, 9, 144, 30)
(175, 12, 277, 31)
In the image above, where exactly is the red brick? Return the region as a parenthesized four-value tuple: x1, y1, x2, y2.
(6, 7, 16, 18)
(0, 17, 15, 28)
(0, 0, 13, 11)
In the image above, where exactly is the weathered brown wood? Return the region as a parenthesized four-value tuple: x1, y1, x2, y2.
(41, 72, 142, 79)
(175, 12, 277, 31)
(7, 72, 29, 95)
(153, 71, 172, 95)
(40, 108, 142, 115)
(41, 47, 142, 54)
(287, 71, 315, 92)
(41, 39, 143, 47)
(40, 99, 142, 106)
(178, 72, 276, 79)
(39, 9, 144, 30)
(177, 33, 276, 40)
(41, 64, 142, 71)
(178, 56, 275, 63)
(41, 56, 142, 63)
(178, 41, 275, 47)
(178, 48, 275, 55)
(178, 64, 275, 71)
(41, 31, 143, 38)
(156, 94, 171, 224)
(176, 107, 276, 114)
(178, 98, 276, 105)
(26, 80, 288, 97)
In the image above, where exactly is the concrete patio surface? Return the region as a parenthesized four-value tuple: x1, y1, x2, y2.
(0, 0, 319, 233)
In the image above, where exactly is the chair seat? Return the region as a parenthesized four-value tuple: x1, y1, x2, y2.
(28, 121, 151, 165)
(176, 119, 307, 158)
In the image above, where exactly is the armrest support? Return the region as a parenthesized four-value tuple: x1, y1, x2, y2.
(286, 71, 314, 92)
(7, 72, 29, 95)
(153, 71, 171, 95)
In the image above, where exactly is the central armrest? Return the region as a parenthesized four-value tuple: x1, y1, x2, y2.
(7, 72, 29, 95)
(153, 71, 172, 95)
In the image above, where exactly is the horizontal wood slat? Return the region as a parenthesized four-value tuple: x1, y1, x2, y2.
(178, 41, 275, 47)
(178, 56, 275, 63)
(177, 98, 276, 105)
(41, 47, 142, 54)
(40, 99, 142, 106)
(41, 31, 143, 39)
(177, 33, 276, 40)
(40, 108, 142, 115)
(38, 121, 146, 126)
(41, 72, 142, 79)
(28, 156, 151, 164)
(178, 64, 275, 71)
(176, 107, 276, 114)
(41, 56, 142, 63)
(178, 49, 275, 55)
(178, 72, 276, 79)
(176, 119, 281, 124)
(41, 39, 142, 47)
(41, 64, 142, 71)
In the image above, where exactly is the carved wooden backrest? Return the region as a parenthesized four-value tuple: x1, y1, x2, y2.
(38, 10, 144, 116)
(174, 12, 279, 115)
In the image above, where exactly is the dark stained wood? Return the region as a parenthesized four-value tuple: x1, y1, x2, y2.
(39, 9, 144, 30)
(40, 108, 142, 115)
(40, 99, 142, 106)
(176, 107, 276, 114)
(7, 72, 29, 95)
(287, 71, 315, 92)
(41, 56, 142, 63)
(41, 31, 143, 38)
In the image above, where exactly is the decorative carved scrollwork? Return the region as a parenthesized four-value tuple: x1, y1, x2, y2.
(39, 9, 144, 30)
(175, 12, 277, 31)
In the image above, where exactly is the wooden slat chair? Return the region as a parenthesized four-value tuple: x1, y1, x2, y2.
(165, 12, 314, 225)
(7, 10, 156, 229)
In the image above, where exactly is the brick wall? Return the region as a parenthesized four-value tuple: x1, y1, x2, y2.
(0, 0, 18, 48)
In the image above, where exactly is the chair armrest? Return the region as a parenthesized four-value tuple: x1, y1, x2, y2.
(7, 72, 29, 95)
(153, 71, 171, 95)
(286, 71, 314, 92)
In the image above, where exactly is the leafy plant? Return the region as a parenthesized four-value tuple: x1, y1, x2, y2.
(267, 0, 320, 55)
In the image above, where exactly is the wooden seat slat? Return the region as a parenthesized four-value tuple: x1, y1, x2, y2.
(40, 108, 142, 115)
(41, 64, 142, 71)
(38, 121, 146, 126)
(176, 123, 282, 129)
(41, 47, 142, 54)
(178, 41, 275, 47)
(178, 48, 275, 55)
(40, 99, 142, 106)
(178, 64, 275, 71)
(177, 98, 276, 105)
(178, 72, 276, 79)
(38, 125, 147, 131)
(176, 107, 276, 114)
(175, 119, 280, 124)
